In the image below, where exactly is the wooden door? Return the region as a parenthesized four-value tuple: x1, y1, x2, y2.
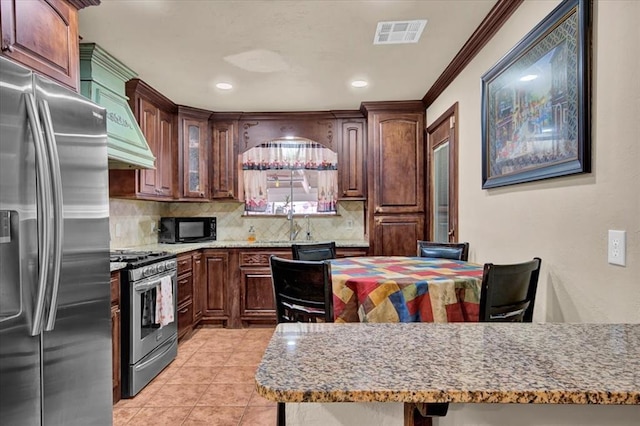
(373, 215, 425, 256)
(211, 120, 237, 199)
(181, 118, 208, 199)
(370, 112, 424, 214)
(0, 0, 79, 91)
(338, 119, 366, 199)
(137, 98, 158, 196)
(427, 104, 459, 242)
(239, 266, 276, 326)
(203, 251, 229, 326)
(192, 252, 204, 324)
(157, 109, 175, 197)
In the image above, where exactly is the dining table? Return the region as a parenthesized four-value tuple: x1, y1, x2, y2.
(330, 256, 484, 324)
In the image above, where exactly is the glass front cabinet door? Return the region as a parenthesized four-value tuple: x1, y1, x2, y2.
(179, 107, 210, 199)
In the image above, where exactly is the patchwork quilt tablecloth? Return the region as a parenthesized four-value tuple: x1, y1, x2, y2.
(331, 256, 484, 323)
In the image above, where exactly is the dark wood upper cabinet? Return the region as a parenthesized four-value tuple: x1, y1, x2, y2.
(211, 118, 238, 199)
(178, 106, 211, 200)
(337, 118, 366, 200)
(0, 0, 80, 91)
(365, 104, 425, 214)
(109, 79, 177, 200)
(239, 112, 337, 152)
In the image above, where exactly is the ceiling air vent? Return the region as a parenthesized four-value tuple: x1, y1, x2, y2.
(373, 19, 427, 45)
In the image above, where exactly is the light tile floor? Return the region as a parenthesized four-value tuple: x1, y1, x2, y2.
(113, 327, 277, 426)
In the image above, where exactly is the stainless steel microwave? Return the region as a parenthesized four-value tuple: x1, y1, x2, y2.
(158, 217, 216, 243)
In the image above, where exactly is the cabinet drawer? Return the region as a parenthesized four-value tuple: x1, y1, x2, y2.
(177, 300, 193, 337)
(177, 254, 193, 274)
(240, 251, 290, 266)
(177, 273, 193, 306)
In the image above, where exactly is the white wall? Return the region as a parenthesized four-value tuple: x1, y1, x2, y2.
(427, 0, 640, 324)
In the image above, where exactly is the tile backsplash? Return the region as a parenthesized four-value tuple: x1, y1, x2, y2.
(109, 199, 366, 248)
(109, 199, 165, 247)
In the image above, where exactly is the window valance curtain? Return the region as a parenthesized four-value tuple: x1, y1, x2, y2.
(241, 140, 337, 171)
(241, 139, 338, 213)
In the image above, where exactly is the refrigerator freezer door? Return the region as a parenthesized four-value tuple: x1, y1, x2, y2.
(0, 56, 42, 426)
(34, 74, 112, 425)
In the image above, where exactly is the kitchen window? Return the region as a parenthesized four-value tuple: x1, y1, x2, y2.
(242, 138, 338, 216)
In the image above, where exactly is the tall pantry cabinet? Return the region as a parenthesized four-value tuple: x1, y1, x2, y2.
(362, 101, 426, 256)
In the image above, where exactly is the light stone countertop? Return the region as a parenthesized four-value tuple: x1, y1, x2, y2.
(112, 239, 369, 256)
(254, 322, 640, 405)
(110, 262, 128, 272)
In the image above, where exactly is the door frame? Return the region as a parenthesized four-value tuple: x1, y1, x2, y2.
(426, 103, 459, 242)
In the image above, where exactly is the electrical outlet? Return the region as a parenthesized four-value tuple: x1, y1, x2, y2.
(608, 230, 626, 266)
(346, 220, 354, 229)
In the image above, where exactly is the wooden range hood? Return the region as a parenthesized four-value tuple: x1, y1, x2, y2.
(79, 43, 155, 169)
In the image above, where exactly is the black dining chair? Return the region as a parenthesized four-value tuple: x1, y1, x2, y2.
(479, 257, 542, 323)
(269, 255, 334, 426)
(417, 241, 470, 261)
(291, 241, 337, 261)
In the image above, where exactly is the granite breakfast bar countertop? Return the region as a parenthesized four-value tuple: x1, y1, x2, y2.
(255, 322, 640, 405)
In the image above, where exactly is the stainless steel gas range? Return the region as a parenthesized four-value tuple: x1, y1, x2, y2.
(110, 250, 178, 398)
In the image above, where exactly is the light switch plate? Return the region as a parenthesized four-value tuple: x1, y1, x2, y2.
(608, 230, 626, 266)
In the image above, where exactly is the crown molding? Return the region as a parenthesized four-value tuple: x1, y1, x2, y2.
(422, 0, 524, 107)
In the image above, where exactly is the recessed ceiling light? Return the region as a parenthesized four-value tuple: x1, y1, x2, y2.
(351, 80, 368, 88)
(216, 82, 233, 90)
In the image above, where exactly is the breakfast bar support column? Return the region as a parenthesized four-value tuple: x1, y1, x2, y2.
(404, 403, 449, 426)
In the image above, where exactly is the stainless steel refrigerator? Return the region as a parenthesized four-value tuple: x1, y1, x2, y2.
(0, 56, 112, 425)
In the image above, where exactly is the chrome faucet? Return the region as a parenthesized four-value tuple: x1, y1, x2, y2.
(288, 209, 301, 241)
(304, 215, 312, 241)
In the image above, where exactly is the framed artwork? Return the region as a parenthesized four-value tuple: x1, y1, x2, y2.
(481, 0, 591, 189)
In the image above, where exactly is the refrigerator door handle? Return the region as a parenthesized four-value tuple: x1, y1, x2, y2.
(38, 99, 64, 332)
(25, 93, 53, 336)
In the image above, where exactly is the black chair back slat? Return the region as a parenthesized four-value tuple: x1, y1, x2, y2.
(417, 241, 470, 261)
(269, 255, 334, 324)
(479, 257, 541, 323)
(291, 241, 337, 261)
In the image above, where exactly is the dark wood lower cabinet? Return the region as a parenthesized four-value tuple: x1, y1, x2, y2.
(202, 250, 230, 327)
(176, 252, 194, 340)
(238, 250, 290, 327)
(110, 271, 121, 404)
(192, 252, 204, 323)
(190, 246, 368, 329)
(373, 215, 425, 256)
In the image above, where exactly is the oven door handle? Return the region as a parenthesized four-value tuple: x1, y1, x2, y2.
(134, 334, 177, 371)
(134, 281, 161, 293)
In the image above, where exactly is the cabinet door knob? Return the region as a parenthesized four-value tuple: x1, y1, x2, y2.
(375, 207, 381, 213)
